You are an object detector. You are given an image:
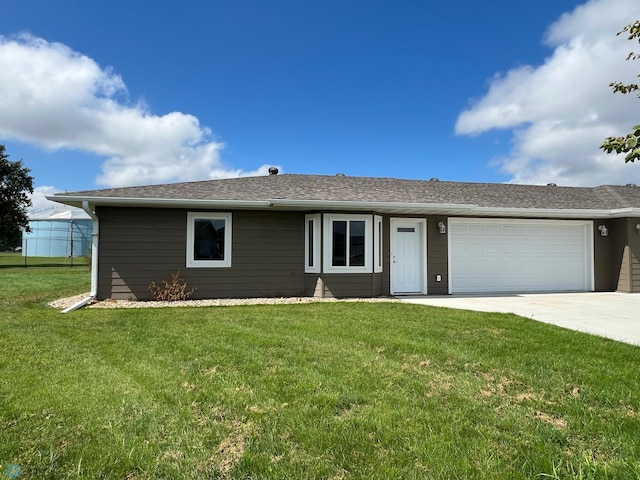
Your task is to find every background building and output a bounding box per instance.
[22,205,92,257]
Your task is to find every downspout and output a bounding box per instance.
[61,201,98,313]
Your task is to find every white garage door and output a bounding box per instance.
[449,218,593,294]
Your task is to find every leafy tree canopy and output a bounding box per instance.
[0,145,34,250]
[601,21,640,163]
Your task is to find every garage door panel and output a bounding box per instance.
[486,244,503,254]
[520,243,535,254]
[470,243,486,255]
[449,219,592,293]
[504,243,518,254]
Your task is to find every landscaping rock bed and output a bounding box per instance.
[48,293,400,310]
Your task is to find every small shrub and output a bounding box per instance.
[148,272,196,301]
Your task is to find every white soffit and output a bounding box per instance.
[47,195,637,218]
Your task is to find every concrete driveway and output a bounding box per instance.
[399,292,640,346]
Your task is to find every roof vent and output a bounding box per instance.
[626,183,636,187]
[336,173,346,176]
[429,177,439,182]
[268,167,279,175]
[547,183,557,187]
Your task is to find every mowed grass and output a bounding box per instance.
[0,252,88,268]
[1,267,640,479]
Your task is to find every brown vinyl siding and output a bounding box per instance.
[97,207,305,300]
[607,217,640,293]
[630,219,640,292]
[372,271,383,296]
[304,273,383,298]
[426,217,448,295]
[618,246,632,293]
[593,220,612,291]
[625,218,640,293]
[609,219,629,292]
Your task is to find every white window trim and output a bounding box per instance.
[323,214,373,273]
[305,214,321,273]
[374,215,383,273]
[186,212,232,268]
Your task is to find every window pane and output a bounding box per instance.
[349,220,365,266]
[308,220,314,267]
[378,221,382,268]
[332,220,347,266]
[194,219,225,260]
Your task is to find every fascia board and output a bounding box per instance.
[47,195,272,210]
[469,207,615,219]
[47,195,640,219]
[267,200,621,218]
[609,207,640,218]
[266,199,478,213]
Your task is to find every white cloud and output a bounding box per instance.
[0,34,272,187]
[455,0,640,186]
[28,185,62,212]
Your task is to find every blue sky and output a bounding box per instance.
[0,0,639,209]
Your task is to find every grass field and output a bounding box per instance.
[1,266,639,479]
[0,252,89,268]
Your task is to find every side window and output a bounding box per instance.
[374,215,383,273]
[186,212,232,268]
[305,214,321,273]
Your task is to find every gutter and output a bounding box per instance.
[265,199,477,212]
[61,201,99,313]
[609,207,640,218]
[50,194,637,219]
[49,195,272,210]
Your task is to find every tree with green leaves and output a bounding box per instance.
[0,145,34,250]
[601,21,640,163]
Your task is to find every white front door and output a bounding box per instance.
[391,219,426,294]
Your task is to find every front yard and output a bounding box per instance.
[1,267,639,479]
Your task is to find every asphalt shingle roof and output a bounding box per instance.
[57,174,640,211]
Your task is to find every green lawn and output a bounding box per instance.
[0,252,88,268]
[1,267,639,479]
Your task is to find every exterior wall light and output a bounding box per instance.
[598,225,608,237]
[636,223,640,234]
[438,221,446,234]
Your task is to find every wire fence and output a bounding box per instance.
[0,251,90,269]
[16,219,93,269]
